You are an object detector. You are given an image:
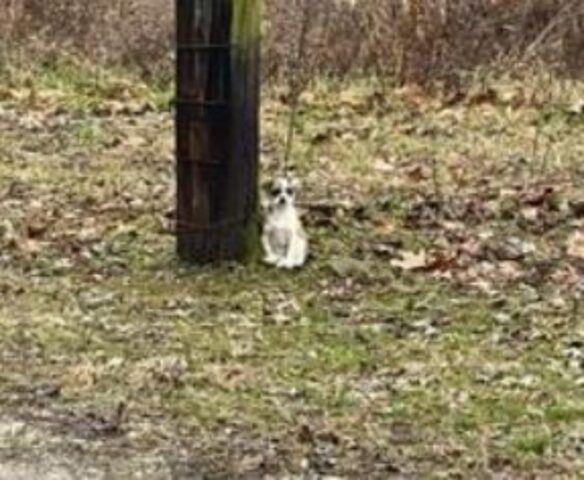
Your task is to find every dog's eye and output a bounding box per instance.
[271,187,282,197]
[285,187,294,196]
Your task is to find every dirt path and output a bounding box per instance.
[0,418,189,480]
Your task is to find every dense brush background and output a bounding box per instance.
[1,0,583,85]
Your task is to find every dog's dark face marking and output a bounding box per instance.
[269,177,296,208]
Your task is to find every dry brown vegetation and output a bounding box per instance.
[1,0,583,84]
[0,0,174,80]
[265,0,584,85]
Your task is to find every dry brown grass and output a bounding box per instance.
[1,0,583,84]
[264,0,584,86]
[0,0,173,80]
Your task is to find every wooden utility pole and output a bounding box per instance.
[175,0,260,263]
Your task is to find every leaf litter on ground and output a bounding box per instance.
[0,70,583,477]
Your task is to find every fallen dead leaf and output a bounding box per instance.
[17,238,44,255]
[391,250,428,271]
[568,99,584,115]
[567,232,584,260]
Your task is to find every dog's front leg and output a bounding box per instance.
[262,232,279,265]
[279,233,307,269]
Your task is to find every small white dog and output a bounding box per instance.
[262,175,308,269]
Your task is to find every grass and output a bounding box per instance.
[1,61,584,477]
